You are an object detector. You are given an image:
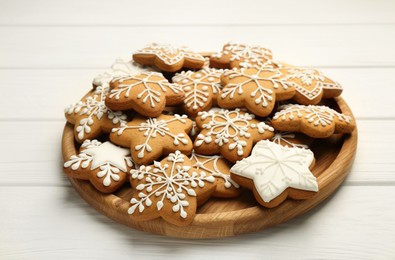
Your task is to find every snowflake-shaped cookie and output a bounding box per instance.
[210,42,275,69]
[172,68,224,117]
[128,151,216,226]
[230,140,317,208]
[92,58,156,88]
[190,151,240,198]
[133,43,205,72]
[105,72,184,117]
[218,68,296,117]
[271,131,311,148]
[65,85,127,143]
[110,114,193,165]
[271,104,355,138]
[194,109,274,162]
[279,68,343,105]
[63,140,134,193]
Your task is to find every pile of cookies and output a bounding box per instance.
[63,42,355,226]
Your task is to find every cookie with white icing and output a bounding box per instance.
[133,43,205,72]
[271,104,355,138]
[110,114,193,165]
[190,151,241,198]
[64,140,134,193]
[105,72,184,117]
[210,42,275,69]
[172,68,224,117]
[128,151,216,226]
[194,109,274,163]
[230,140,317,208]
[271,131,313,148]
[218,68,296,117]
[65,86,127,143]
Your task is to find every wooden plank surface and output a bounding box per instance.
[0,25,394,69]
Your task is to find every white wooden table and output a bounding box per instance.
[1,0,395,259]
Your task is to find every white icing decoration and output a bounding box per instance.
[195,109,274,156]
[172,68,223,111]
[134,43,205,66]
[64,140,133,187]
[230,140,318,203]
[128,151,215,218]
[64,85,127,141]
[271,131,308,148]
[221,68,294,108]
[112,114,190,159]
[108,72,182,108]
[92,58,156,88]
[190,151,239,189]
[273,104,352,127]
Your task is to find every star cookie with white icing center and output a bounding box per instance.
[110,114,193,165]
[230,140,317,208]
[64,140,134,193]
[194,109,274,163]
[128,151,216,226]
[172,68,224,117]
[105,71,184,117]
[133,43,205,72]
[271,104,355,138]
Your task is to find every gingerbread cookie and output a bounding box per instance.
[65,85,127,143]
[128,151,216,226]
[172,68,224,117]
[105,72,184,117]
[194,109,274,162]
[190,151,241,198]
[133,43,205,72]
[93,58,156,89]
[210,42,274,69]
[271,104,355,138]
[218,68,296,117]
[271,131,312,148]
[230,140,318,208]
[64,140,134,193]
[110,114,193,165]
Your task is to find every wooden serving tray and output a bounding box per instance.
[61,97,357,239]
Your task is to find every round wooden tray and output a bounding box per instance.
[61,97,357,239]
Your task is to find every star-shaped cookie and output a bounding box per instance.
[210,42,275,69]
[63,140,134,193]
[64,85,127,143]
[194,109,274,162]
[172,68,224,117]
[218,68,296,117]
[271,104,355,138]
[133,43,205,72]
[110,114,193,165]
[230,140,318,208]
[105,72,184,117]
[128,151,216,226]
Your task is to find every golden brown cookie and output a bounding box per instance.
[128,151,216,226]
[194,109,274,162]
[190,151,241,198]
[105,72,184,117]
[271,104,355,138]
[230,140,317,208]
[63,140,134,193]
[172,68,224,117]
[65,86,127,143]
[110,114,193,165]
[210,42,274,69]
[271,131,313,148]
[133,43,205,72]
[218,68,296,117]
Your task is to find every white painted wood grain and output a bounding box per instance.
[1,0,394,25]
[1,186,394,259]
[0,120,392,186]
[0,68,390,120]
[0,25,394,69]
